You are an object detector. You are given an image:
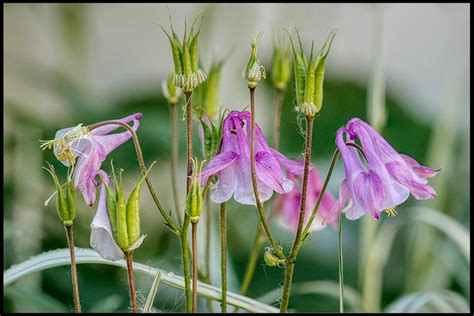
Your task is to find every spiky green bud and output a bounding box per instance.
[272,37,292,91]
[186,158,205,223]
[242,32,266,88]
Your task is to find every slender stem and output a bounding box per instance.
[239,223,264,297]
[191,222,199,313]
[181,216,192,312]
[87,120,180,235]
[183,91,194,312]
[65,225,81,313]
[248,87,285,260]
[273,88,284,150]
[219,202,228,313]
[338,216,344,313]
[279,116,314,312]
[301,142,365,239]
[280,262,295,313]
[125,251,137,313]
[169,102,182,224]
[204,194,214,312]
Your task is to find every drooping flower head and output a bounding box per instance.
[330,118,439,221]
[40,113,142,206]
[161,13,206,93]
[200,110,304,205]
[275,168,336,232]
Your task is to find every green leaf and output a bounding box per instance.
[143,272,161,312]
[88,294,123,313]
[3,248,278,313]
[256,280,363,312]
[385,290,469,312]
[4,285,68,312]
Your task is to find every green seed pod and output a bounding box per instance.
[186,158,204,223]
[115,170,129,250]
[313,30,336,112]
[101,176,117,239]
[205,62,222,119]
[288,30,307,106]
[189,31,200,73]
[161,26,184,75]
[243,32,266,88]
[126,162,156,246]
[66,179,76,223]
[272,41,292,91]
[303,41,317,105]
[43,162,71,225]
[163,70,181,105]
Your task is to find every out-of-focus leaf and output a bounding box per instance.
[88,294,123,313]
[143,272,161,312]
[407,206,470,262]
[4,285,68,312]
[3,248,278,313]
[385,290,469,312]
[256,280,363,312]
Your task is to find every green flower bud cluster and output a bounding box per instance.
[43,162,76,227]
[272,38,292,91]
[289,29,336,118]
[243,32,266,88]
[101,162,156,253]
[186,158,205,223]
[161,14,207,93]
[193,61,223,120]
[162,70,182,105]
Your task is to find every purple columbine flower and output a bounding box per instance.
[200,110,304,205]
[49,113,142,206]
[275,168,337,232]
[330,117,439,221]
[90,170,123,261]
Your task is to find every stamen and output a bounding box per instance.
[44,190,58,206]
[384,207,398,217]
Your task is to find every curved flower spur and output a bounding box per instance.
[329,118,440,222]
[40,113,142,206]
[199,110,305,205]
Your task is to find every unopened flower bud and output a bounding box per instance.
[186,158,205,223]
[264,248,285,267]
[243,32,266,88]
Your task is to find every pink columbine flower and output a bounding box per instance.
[90,170,123,261]
[48,113,142,206]
[275,168,337,232]
[330,118,439,221]
[200,110,304,205]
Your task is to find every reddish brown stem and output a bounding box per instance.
[125,251,137,313]
[65,225,81,313]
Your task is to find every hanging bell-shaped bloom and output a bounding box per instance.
[329,118,439,221]
[40,113,142,206]
[200,111,304,205]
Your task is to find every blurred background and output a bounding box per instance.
[3,3,470,313]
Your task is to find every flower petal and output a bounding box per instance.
[90,171,124,261]
[90,113,142,136]
[352,170,385,220]
[255,151,294,194]
[200,151,238,185]
[74,138,106,206]
[386,161,437,200]
[400,154,440,179]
